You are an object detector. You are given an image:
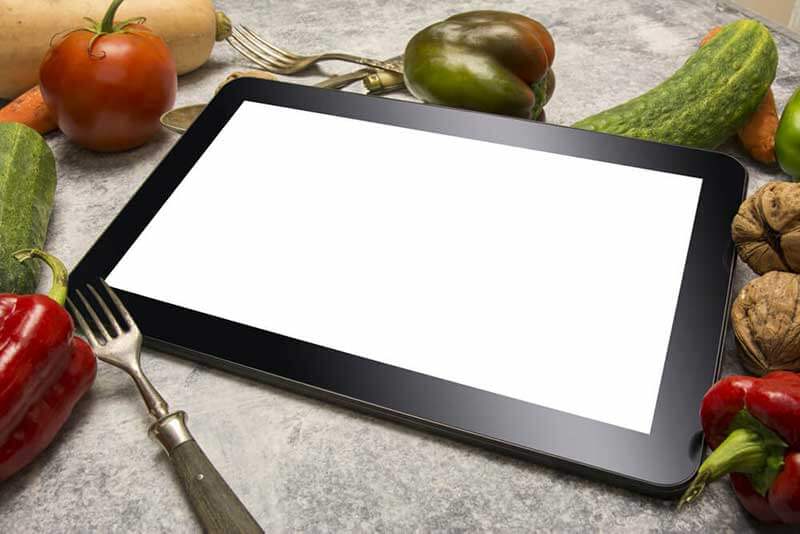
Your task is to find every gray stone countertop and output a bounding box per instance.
[1,0,798,532]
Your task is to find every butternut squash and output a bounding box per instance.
[0,0,232,99]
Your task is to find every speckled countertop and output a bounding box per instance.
[1,0,799,532]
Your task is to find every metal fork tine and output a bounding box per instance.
[100,279,137,331]
[66,297,100,347]
[87,284,122,335]
[229,32,291,68]
[239,25,299,60]
[231,27,266,51]
[228,36,287,72]
[75,289,111,341]
[228,35,273,70]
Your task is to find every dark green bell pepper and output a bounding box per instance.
[777,87,800,180]
[404,11,555,119]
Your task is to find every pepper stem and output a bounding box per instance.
[678,410,788,510]
[100,0,126,34]
[13,249,69,306]
[679,428,765,508]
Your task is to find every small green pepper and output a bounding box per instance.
[404,11,555,119]
[777,88,800,179]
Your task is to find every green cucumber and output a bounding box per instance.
[0,123,57,294]
[573,19,778,148]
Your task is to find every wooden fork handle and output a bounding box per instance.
[151,412,263,534]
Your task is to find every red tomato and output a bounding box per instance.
[40,3,176,152]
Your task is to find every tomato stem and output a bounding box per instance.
[100,0,126,34]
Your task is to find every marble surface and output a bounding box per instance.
[1,0,798,532]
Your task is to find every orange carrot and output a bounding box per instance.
[738,90,779,164]
[701,27,778,164]
[0,86,57,134]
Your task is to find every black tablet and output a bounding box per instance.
[71,79,746,496]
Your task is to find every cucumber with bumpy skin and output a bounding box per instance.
[0,123,57,294]
[573,19,778,149]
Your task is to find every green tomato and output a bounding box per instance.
[777,88,800,179]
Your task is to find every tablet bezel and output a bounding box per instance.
[70,79,746,496]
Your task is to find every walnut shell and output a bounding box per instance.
[731,271,800,375]
[732,181,800,274]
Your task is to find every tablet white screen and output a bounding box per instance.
[107,101,702,434]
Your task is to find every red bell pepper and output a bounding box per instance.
[0,249,96,482]
[679,371,800,524]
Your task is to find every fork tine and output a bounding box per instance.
[99,279,137,331]
[75,289,111,341]
[228,36,289,73]
[66,297,100,347]
[229,30,293,68]
[87,284,122,335]
[238,26,299,60]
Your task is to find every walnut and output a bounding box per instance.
[732,181,800,274]
[731,271,800,375]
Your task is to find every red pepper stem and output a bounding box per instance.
[678,428,769,509]
[12,249,69,306]
[100,0,126,33]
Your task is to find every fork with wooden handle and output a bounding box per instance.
[66,280,263,534]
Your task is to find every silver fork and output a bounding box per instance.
[228,25,404,75]
[67,280,263,534]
